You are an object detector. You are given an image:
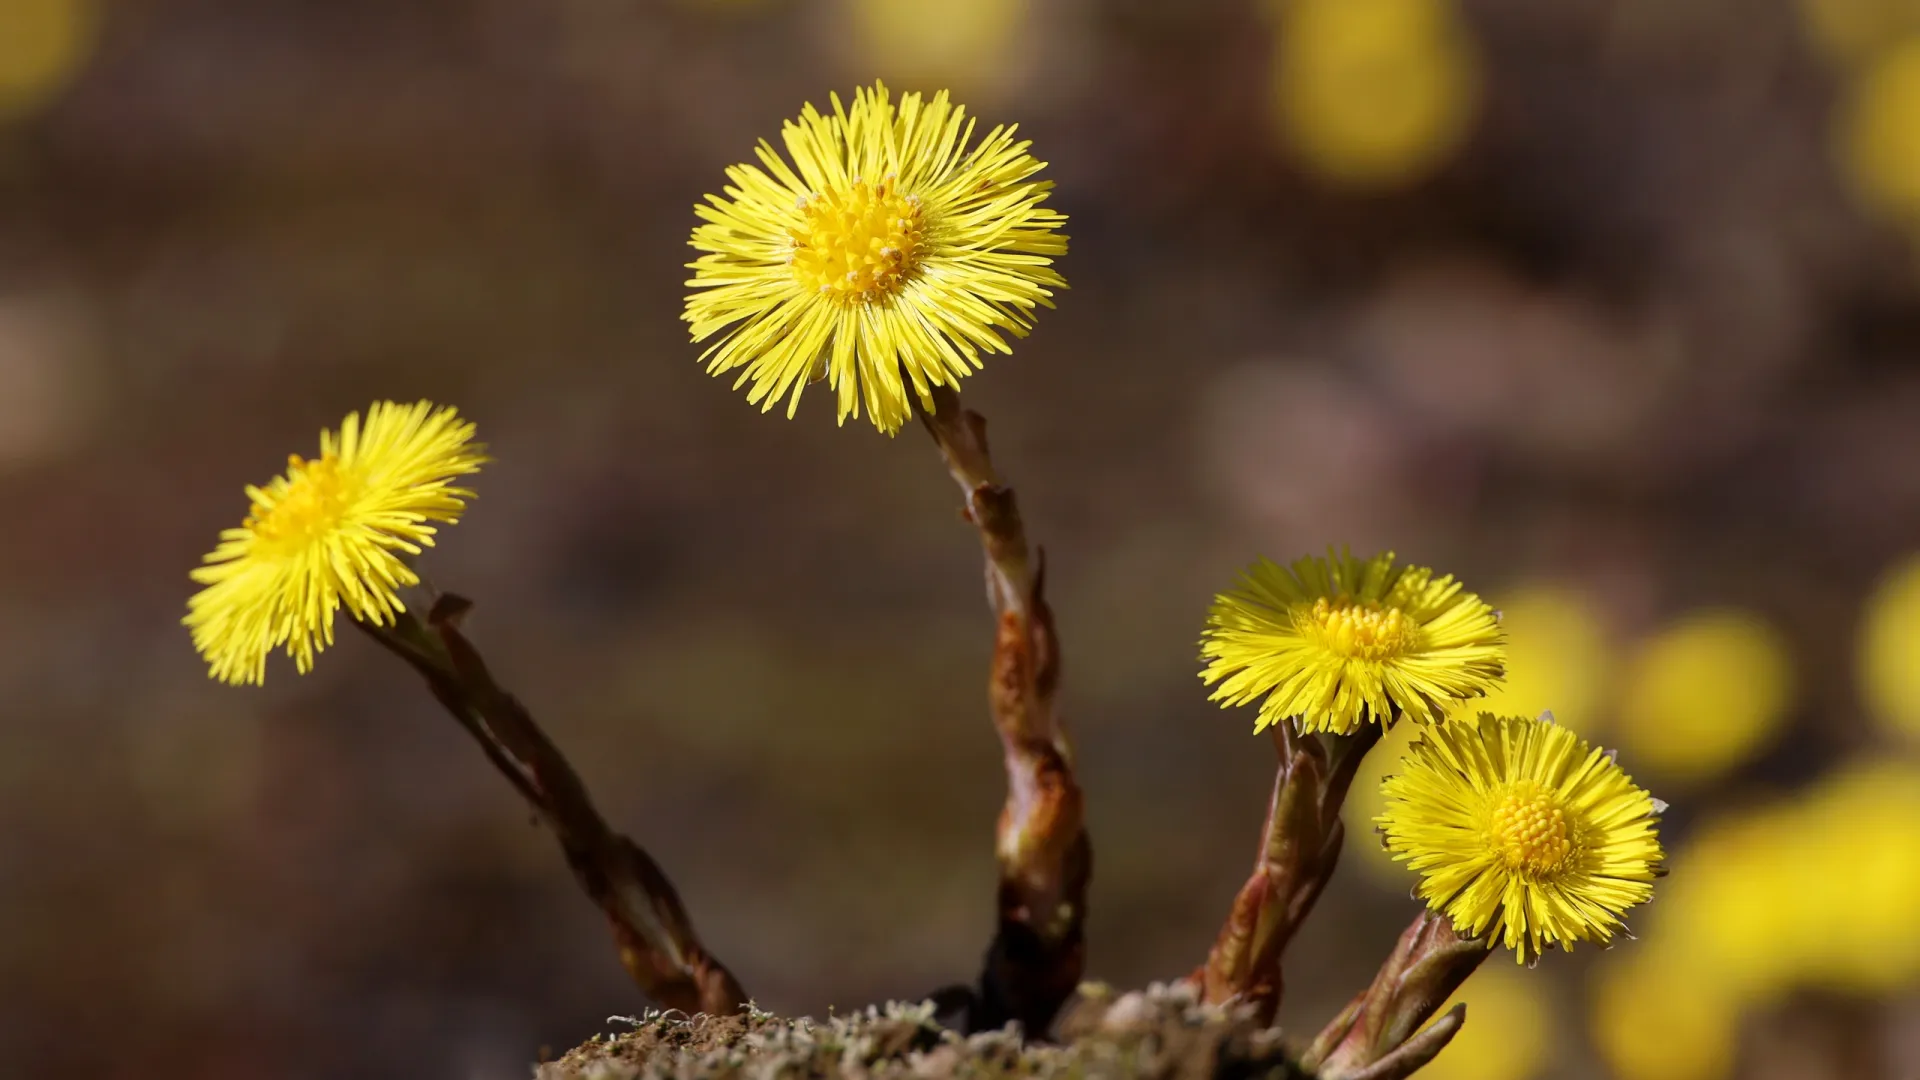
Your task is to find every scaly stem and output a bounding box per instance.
[1197,721,1382,1022]
[358,596,746,1016]
[920,384,1091,1037]
[1303,908,1489,1078]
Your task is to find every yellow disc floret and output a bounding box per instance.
[245,453,351,551]
[1303,597,1419,661]
[790,176,926,303]
[1487,780,1574,877]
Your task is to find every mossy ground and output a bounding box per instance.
[540,983,1308,1080]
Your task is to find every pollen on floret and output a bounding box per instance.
[1300,596,1420,660]
[788,175,927,304]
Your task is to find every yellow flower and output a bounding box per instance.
[683,81,1068,435]
[184,401,487,685]
[1378,712,1664,962]
[1198,550,1505,733]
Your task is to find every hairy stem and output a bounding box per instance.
[920,384,1091,1037]
[358,597,746,1016]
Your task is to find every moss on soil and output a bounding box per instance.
[539,982,1307,1080]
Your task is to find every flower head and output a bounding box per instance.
[1199,550,1505,734]
[684,81,1068,435]
[184,400,487,685]
[1378,712,1665,962]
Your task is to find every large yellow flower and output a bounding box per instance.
[1199,550,1505,733]
[184,400,487,685]
[683,81,1068,435]
[1378,712,1665,962]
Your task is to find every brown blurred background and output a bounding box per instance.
[6,0,1920,1077]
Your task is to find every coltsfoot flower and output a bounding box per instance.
[1199,550,1505,733]
[184,400,487,685]
[1378,712,1665,962]
[684,81,1068,435]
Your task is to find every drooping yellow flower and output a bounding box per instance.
[1378,712,1664,962]
[184,401,487,685]
[684,81,1068,435]
[1199,550,1505,733]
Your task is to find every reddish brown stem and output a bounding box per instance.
[920,385,1090,1037]
[1303,908,1489,1078]
[360,597,746,1017]
[1197,721,1382,1022]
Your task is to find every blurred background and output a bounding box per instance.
[5,0,1920,1077]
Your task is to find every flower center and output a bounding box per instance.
[788,175,925,304]
[246,453,352,552]
[1487,780,1575,877]
[1303,597,1418,659]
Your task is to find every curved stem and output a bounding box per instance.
[358,597,746,1016]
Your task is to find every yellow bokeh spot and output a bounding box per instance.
[1459,585,1613,733]
[843,0,1030,98]
[1859,552,1920,738]
[1648,803,1812,999]
[0,0,95,121]
[1614,610,1793,784]
[1629,762,1920,1017]
[1590,947,1741,1080]
[1269,0,1480,188]
[1791,763,1920,991]
[1418,963,1550,1080]
[673,0,777,12]
[1837,36,1920,225]
[1794,0,1920,66]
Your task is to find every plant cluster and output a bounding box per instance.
[184,83,1666,1079]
